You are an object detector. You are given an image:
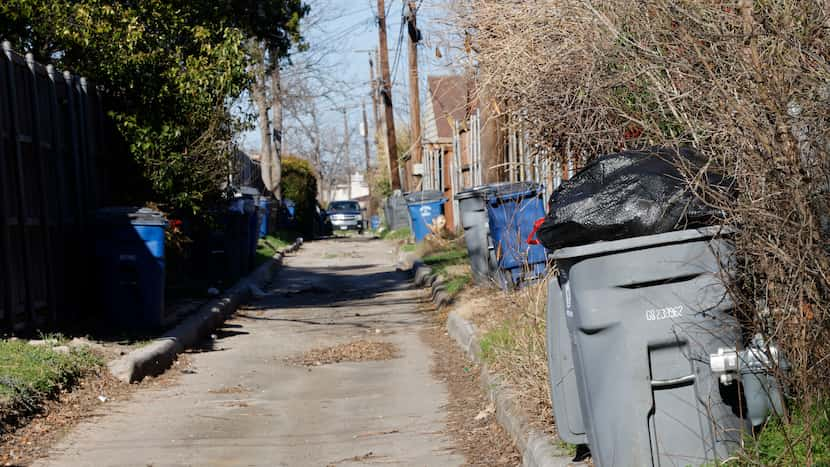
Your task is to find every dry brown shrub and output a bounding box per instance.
[454,0,830,402]
[449,0,830,460]
[415,231,465,258]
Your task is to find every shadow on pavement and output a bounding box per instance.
[237,252,427,333]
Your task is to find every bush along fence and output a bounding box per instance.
[0,42,115,333]
[0,40,294,336]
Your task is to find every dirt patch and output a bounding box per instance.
[420,324,521,466]
[208,384,249,394]
[288,340,399,366]
[222,401,250,408]
[0,354,188,466]
[453,286,515,333]
[0,367,130,466]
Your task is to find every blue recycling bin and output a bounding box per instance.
[285,199,296,219]
[94,207,167,331]
[370,215,380,230]
[405,191,447,242]
[259,198,271,238]
[485,182,548,288]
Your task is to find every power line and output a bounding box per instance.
[389,1,407,87]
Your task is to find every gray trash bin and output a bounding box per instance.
[546,276,587,445]
[384,194,410,231]
[455,186,497,285]
[549,227,746,466]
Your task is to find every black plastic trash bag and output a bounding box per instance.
[536,147,729,251]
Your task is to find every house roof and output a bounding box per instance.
[423,75,469,142]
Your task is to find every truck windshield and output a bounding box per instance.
[328,201,360,212]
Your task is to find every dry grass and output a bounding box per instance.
[415,233,466,259]
[287,340,399,367]
[458,280,554,434]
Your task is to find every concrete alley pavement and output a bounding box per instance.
[36,236,465,467]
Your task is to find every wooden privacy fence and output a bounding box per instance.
[0,41,108,332]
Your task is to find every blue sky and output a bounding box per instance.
[239,0,462,160]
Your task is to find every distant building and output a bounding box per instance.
[421,75,506,230]
[323,171,370,207]
[421,74,572,232]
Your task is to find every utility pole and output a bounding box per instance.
[343,108,352,200]
[362,99,376,216]
[369,51,382,158]
[353,49,383,167]
[406,1,422,190]
[376,0,402,191]
[362,100,372,172]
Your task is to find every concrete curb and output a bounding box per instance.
[412,262,454,308]
[108,238,304,383]
[412,260,575,467]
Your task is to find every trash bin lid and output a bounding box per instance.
[405,190,445,204]
[239,186,261,197]
[95,207,167,226]
[454,185,493,201]
[551,225,733,260]
[485,181,542,201]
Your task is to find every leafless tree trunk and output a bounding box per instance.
[310,109,323,197]
[268,47,283,200]
[251,42,274,192]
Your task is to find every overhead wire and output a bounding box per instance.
[389,1,407,88]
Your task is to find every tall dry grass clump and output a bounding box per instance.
[454,0,830,459]
[477,277,554,432]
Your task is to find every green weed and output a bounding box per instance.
[400,243,417,253]
[739,398,830,466]
[35,332,68,345]
[444,274,472,296]
[380,227,412,241]
[479,324,514,363]
[256,231,297,265]
[555,439,578,457]
[423,247,469,277]
[0,340,102,415]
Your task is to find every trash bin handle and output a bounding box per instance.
[527,217,546,245]
[651,374,696,388]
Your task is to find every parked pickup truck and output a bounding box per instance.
[327,200,364,234]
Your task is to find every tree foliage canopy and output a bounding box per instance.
[1,0,308,214]
[281,155,318,235]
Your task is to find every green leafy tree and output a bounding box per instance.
[280,155,318,236]
[1,0,308,215]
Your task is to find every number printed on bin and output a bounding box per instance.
[645,305,683,321]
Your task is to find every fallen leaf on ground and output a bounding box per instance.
[208,385,248,394]
[287,340,399,366]
[474,403,495,421]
